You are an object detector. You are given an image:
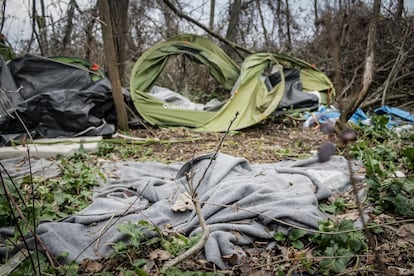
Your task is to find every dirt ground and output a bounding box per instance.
[126,119,331,164]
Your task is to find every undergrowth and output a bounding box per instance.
[350,115,414,218]
[1,115,413,275]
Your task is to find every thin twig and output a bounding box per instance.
[70,181,151,263]
[381,27,409,106]
[161,112,239,272]
[27,147,41,275]
[0,162,56,267]
[193,111,239,194]
[344,145,389,275]
[0,170,37,274]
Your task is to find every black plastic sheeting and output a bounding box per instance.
[0,54,117,145]
[271,68,319,113]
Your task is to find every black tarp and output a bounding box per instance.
[271,68,319,112]
[0,54,116,145]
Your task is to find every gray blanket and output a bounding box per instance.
[1,153,359,269]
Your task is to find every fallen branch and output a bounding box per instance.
[161,112,239,272]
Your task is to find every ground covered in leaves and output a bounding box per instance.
[109,120,331,164]
[83,118,412,276]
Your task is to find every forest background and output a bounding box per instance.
[1,0,413,119]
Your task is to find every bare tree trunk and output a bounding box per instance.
[108,0,129,86]
[38,0,49,56]
[97,0,129,130]
[340,0,381,124]
[256,0,269,48]
[285,0,292,51]
[158,0,178,38]
[313,0,319,34]
[224,0,241,57]
[396,0,404,19]
[61,0,76,54]
[1,0,6,31]
[276,0,284,49]
[84,4,98,61]
[29,0,40,54]
[209,0,215,31]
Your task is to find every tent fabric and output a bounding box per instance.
[129,34,335,132]
[0,54,116,145]
[0,153,361,269]
[130,34,240,128]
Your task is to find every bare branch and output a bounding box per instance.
[381,27,409,105]
[339,0,381,124]
[162,0,252,58]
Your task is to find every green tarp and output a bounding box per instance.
[130,34,335,132]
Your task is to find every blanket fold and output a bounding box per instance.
[1,153,361,269]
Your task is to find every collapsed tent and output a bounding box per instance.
[0,54,116,145]
[130,34,335,131]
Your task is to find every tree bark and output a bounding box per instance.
[61,0,76,54]
[97,0,129,130]
[84,4,98,61]
[209,0,215,31]
[276,0,284,49]
[313,0,319,34]
[285,0,292,51]
[256,0,269,48]
[224,0,241,57]
[108,0,129,86]
[339,0,381,124]
[396,0,404,19]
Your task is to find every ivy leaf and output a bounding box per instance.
[288,229,307,241]
[319,246,353,274]
[319,203,337,214]
[274,232,286,241]
[291,240,304,249]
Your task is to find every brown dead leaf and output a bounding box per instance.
[222,253,239,265]
[149,249,172,261]
[335,210,360,221]
[80,259,103,273]
[397,224,414,239]
[388,266,414,275]
[250,269,273,276]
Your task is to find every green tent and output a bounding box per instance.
[130,34,335,132]
[51,56,106,82]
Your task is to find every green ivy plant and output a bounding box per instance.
[311,219,367,275]
[274,228,308,249]
[350,115,414,218]
[319,197,348,214]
